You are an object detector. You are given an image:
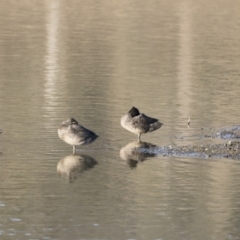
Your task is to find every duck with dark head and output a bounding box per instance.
[121,107,163,142]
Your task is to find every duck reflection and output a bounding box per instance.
[57,154,97,182]
[120,141,158,168]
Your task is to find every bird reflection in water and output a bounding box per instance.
[120,141,158,168]
[57,154,97,182]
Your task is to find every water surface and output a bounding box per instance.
[1,0,240,239]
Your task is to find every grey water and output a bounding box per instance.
[1,0,240,239]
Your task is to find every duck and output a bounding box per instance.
[58,118,98,153]
[120,107,163,141]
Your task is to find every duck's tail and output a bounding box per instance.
[149,121,163,132]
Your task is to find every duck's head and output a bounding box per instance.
[128,107,140,117]
[62,118,78,126]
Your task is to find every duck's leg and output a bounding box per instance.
[138,133,141,142]
[73,145,76,155]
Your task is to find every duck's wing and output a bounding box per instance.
[72,124,98,138]
[132,113,154,132]
[133,113,163,132]
[141,113,159,124]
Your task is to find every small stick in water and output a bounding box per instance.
[188,117,190,126]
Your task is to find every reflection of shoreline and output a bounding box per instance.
[120,141,158,168]
[57,154,97,182]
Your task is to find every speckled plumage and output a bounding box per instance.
[58,118,98,153]
[121,107,163,141]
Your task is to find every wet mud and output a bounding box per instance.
[213,126,240,140]
[164,126,240,159]
[158,140,240,159]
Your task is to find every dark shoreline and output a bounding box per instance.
[159,126,240,159]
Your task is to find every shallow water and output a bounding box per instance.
[1,0,240,239]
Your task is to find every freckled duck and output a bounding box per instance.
[58,118,98,153]
[121,107,163,141]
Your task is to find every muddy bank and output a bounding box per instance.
[214,126,240,140]
[158,140,240,159]
[199,125,240,140]
[166,125,240,159]
[164,126,240,159]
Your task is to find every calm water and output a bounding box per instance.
[1,0,240,239]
